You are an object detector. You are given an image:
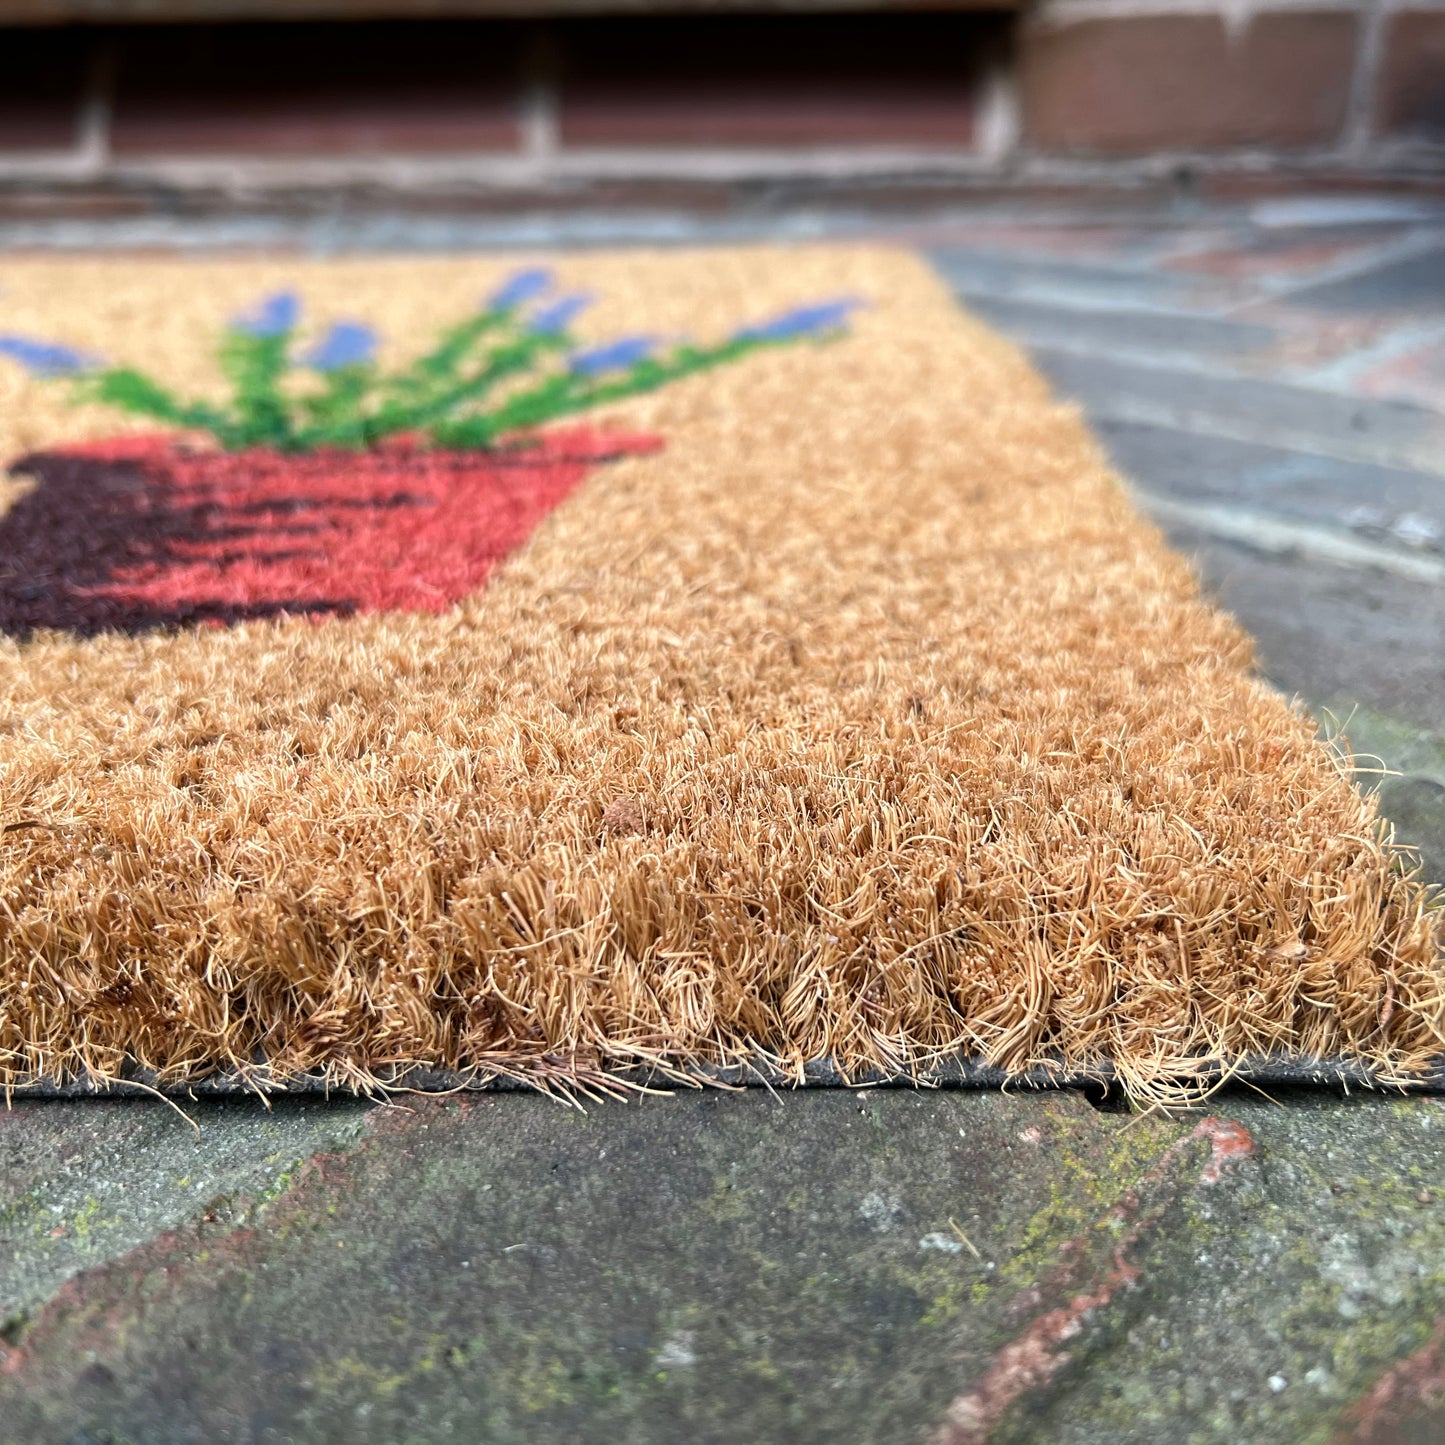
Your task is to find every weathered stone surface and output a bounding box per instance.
[1376,775,1445,890]
[1,1096,372,1328]
[0,1091,1179,1442]
[1098,419,1445,542]
[1032,347,1445,474]
[1297,707,1445,888]
[994,1093,1445,1444]
[930,248,1238,314]
[960,296,1277,365]
[1161,226,1413,283]
[2,1089,1444,1443]
[1273,247,1445,318]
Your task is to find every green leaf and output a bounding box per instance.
[292,366,379,450]
[378,312,508,411]
[76,368,233,436]
[444,338,761,443]
[368,332,562,445]
[218,328,296,449]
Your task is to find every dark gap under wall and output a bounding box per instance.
[0,15,1011,159]
[553,16,996,149]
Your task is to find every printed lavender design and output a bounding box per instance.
[0,271,863,453]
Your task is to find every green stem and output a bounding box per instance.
[219,329,296,449]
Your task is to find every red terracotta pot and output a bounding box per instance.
[0,427,661,637]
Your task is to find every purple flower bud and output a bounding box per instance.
[529,293,594,335]
[569,336,657,377]
[233,292,301,338]
[733,297,864,344]
[0,334,97,376]
[304,322,377,372]
[487,268,554,312]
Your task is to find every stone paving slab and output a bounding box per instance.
[1029,347,1445,474]
[1095,420,1445,546]
[958,295,1279,366]
[1,1097,373,1331]
[929,247,1245,315]
[1159,226,1415,282]
[2,1089,1445,1444]
[1267,245,1445,317]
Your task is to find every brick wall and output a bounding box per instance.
[0,3,1439,209]
[1018,0,1445,158]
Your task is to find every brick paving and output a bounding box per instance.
[0,201,1442,1442]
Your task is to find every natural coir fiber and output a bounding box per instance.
[0,247,1440,1102]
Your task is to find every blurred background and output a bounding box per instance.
[0,0,1439,224]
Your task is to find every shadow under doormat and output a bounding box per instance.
[0,247,1440,1106]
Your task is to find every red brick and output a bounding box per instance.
[1376,11,1445,140]
[1020,12,1359,153]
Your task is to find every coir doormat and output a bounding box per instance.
[0,248,1440,1104]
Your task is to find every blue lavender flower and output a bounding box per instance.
[233,292,301,338]
[569,336,657,377]
[487,268,554,312]
[0,334,97,376]
[304,321,378,372]
[733,297,864,344]
[529,293,594,335]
